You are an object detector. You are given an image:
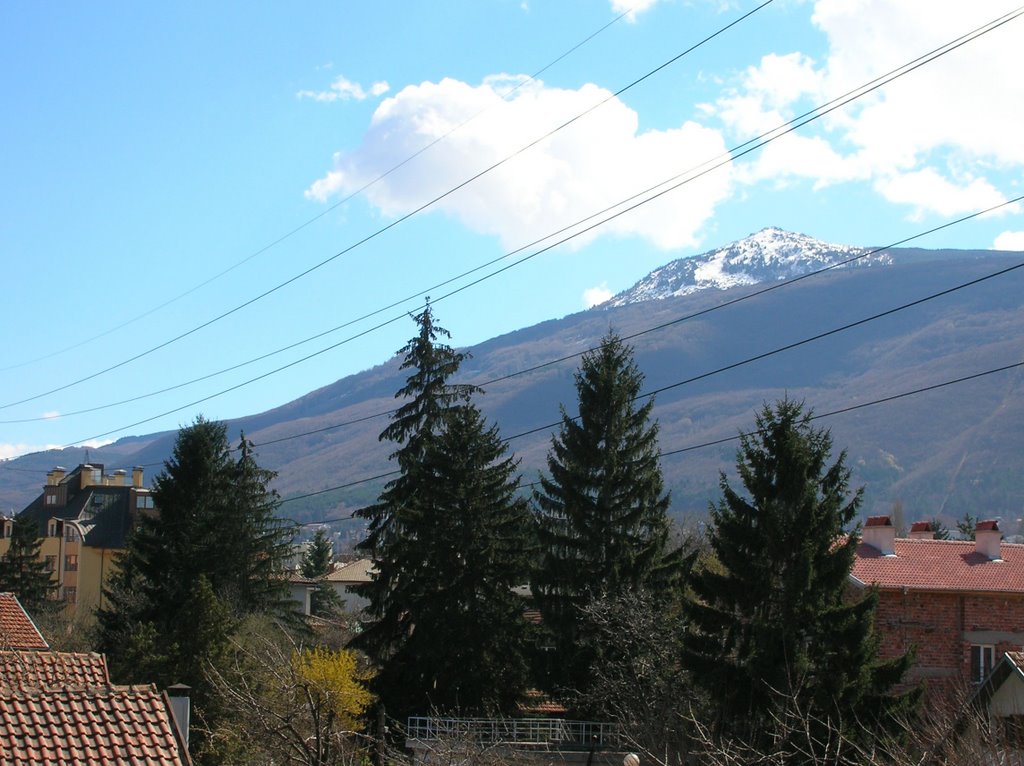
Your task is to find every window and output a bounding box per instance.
[63,586,77,604]
[135,494,154,509]
[65,526,79,542]
[65,554,78,572]
[45,493,56,505]
[971,644,995,683]
[44,555,57,572]
[47,521,58,537]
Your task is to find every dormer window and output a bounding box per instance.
[135,495,154,509]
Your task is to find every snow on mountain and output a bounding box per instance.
[606,228,893,307]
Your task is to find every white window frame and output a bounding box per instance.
[971,644,996,683]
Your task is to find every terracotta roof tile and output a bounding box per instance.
[909,521,932,533]
[0,594,48,651]
[851,538,1024,593]
[865,516,892,527]
[325,559,374,583]
[0,685,190,765]
[0,651,109,692]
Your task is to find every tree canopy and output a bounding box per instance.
[0,514,56,613]
[352,304,534,719]
[532,331,687,695]
[97,416,295,764]
[682,399,917,760]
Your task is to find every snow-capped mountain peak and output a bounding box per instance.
[607,228,891,307]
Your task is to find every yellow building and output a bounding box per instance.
[0,464,154,614]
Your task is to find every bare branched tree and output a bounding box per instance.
[205,615,374,766]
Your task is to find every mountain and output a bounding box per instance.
[3,229,1022,531]
[608,227,892,305]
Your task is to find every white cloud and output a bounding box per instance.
[42,411,60,420]
[875,169,1007,220]
[611,0,660,21]
[994,230,1024,251]
[297,75,390,102]
[583,283,614,307]
[306,76,733,251]
[709,1,1024,218]
[0,443,60,460]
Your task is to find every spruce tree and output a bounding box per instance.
[682,399,916,759]
[97,416,295,764]
[0,514,56,613]
[301,529,343,617]
[532,331,685,695]
[352,304,534,718]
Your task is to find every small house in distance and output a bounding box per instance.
[851,516,1024,704]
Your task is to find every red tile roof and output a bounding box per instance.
[0,685,190,765]
[0,651,109,692]
[865,516,893,527]
[0,594,48,651]
[851,538,1024,593]
[909,521,932,533]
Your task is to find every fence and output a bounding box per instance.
[406,717,622,749]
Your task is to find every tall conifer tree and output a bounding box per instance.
[682,399,916,759]
[97,417,294,764]
[0,514,56,613]
[352,304,533,718]
[532,332,685,695]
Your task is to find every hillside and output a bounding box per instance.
[3,230,1022,529]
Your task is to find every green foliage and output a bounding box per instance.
[682,399,917,760]
[302,529,335,578]
[929,517,952,540]
[207,615,375,766]
[0,514,56,613]
[302,529,345,618]
[532,332,686,695]
[353,304,534,718]
[957,513,978,541]
[97,416,296,765]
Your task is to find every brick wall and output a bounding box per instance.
[870,588,1024,704]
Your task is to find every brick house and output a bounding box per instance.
[0,463,154,612]
[850,516,1024,703]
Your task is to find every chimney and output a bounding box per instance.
[976,520,1002,561]
[862,515,896,555]
[167,684,191,750]
[110,469,127,486]
[132,466,144,488]
[909,521,935,540]
[46,466,66,486]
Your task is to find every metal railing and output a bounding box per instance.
[406,717,622,749]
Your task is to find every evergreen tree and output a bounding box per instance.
[352,304,533,718]
[97,416,295,764]
[532,332,686,695]
[0,514,56,613]
[682,399,916,760]
[301,529,343,617]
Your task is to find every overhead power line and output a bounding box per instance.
[278,358,1024,515]
[0,6,635,377]
[135,256,1024,500]
[29,5,1024,435]
[0,0,775,411]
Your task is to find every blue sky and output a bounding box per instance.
[2,0,1022,458]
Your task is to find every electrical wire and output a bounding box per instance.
[0,0,775,410]
[23,7,1022,432]
[0,6,634,376]
[278,358,1024,516]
